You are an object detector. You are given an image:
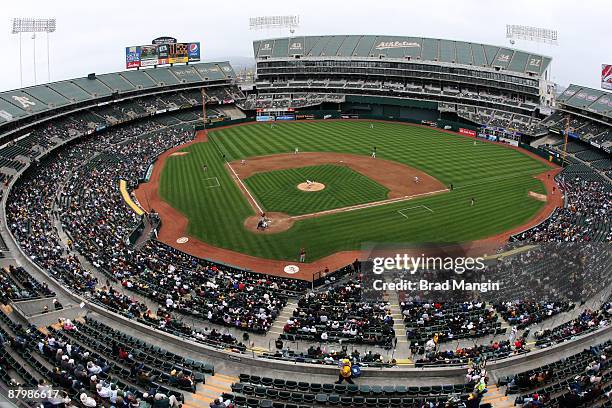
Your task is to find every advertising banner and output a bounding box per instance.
[459,127,477,137]
[140,45,158,67]
[125,46,141,69]
[156,44,170,65]
[602,64,612,90]
[188,42,201,62]
[125,39,200,68]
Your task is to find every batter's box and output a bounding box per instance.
[203,177,220,188]
[397,205,434,219]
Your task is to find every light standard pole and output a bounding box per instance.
[32,33,37,85]
[11,18,57,86]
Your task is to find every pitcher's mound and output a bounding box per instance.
[297,182,325,192]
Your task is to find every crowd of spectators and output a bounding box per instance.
[494,300,574,329]
[92,287,247,352]
[511,176,611,243]
[534,303,611,347]
[0,265,53,303]
[401,300,500,344]
[512,341,611,407]
[7,116,308,348]
[282,281,395,347]
[415,338,528,366]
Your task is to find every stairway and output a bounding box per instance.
[481,384,513,407]
[385,290,413,364]
[183,373,238,407]
[267,299,299,338]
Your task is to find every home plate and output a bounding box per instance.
[284,265,300,275]
[176,237,189,244]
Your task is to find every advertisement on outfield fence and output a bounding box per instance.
[459,128,477,137]
[602,64,612,90]
[276,115,295,121]
[256,115,275,122]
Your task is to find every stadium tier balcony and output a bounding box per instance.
[0,265,55,303]
[219,373,478,407]
[401,300,502,346]
[280,281,395,347]
[494,301,574,330]
[511,173,612,243]
[503,340,612,407]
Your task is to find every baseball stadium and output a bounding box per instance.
[0,3,610,408]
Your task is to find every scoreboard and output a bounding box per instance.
[125,38,200,69]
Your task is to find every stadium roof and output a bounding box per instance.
[0,62,235,126]
[253,35,551,76]
[557,84,612,120]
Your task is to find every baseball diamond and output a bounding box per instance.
[148,120,552,263]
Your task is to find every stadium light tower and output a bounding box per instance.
[249,15,300,35]
[506,25,558,46]
[11,18,57,86]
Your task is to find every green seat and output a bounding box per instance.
[383,385,396,395]
[352,395,365,407]
[328,393,340,404]
[359,385,371,394]
[290,392,303,403]
[315,393,328,403]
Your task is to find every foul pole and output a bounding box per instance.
[562,115,570,166]
[200,87,207,128]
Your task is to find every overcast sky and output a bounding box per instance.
[1,0,611,92]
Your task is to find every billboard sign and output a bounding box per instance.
[156,43,170,65]
[140,45,158,67]
[188,42,201,62]
[459,128,477,137]
[125,46,140,69]
[125,40,200,69]
[602,64,612,90]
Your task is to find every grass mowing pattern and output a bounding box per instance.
[159,121,549,262]
[243,164,389,216]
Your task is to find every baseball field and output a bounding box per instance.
[157,120,551,262]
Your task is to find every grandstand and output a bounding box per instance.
[244,35,555,141]
[0,27,609,408]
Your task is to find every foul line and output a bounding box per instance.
[226,162,264,214]
[291,189,448,221]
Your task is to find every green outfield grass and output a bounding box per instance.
[158,121,549,262]
[243,164,389,216]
